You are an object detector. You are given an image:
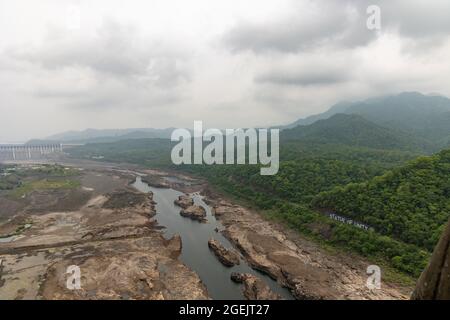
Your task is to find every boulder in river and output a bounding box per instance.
[179,205,207,222]
[230,272,282,300]
[208,238,240,267]
[141,175,170,188]
[174,195,194,209]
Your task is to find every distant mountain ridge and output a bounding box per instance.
[284,101,352,128]
[281,113,434,152]
[30,128,176,144]
[284,92,450,149]
[33,92,450,151]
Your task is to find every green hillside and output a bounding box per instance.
[312,149,450,251]
[281,113,434,152]
[285,92,450,149]
[180,146,433,277]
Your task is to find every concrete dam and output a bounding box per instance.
[0,144,63,161]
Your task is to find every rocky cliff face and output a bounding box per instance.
[412,219,450,300]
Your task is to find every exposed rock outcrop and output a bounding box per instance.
[174,195,194,209]
[207,238,240,267]
[230,272,282,300]
[165,234,183,258]
[180,205,207,222]
[141,175,170,188]
[412,218,450,300]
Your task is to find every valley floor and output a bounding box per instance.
[0,165,207,300]
[0,159,413,299]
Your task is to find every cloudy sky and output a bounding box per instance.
[1,0,450,141]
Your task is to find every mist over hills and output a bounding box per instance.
[283,101,353,128]
[47,127,175,141]
[28,128,175,144]
[284,92,450,150]
[31,92,450,154]
[281,113,435,153]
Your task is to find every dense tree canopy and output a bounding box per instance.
[312,149,450,251]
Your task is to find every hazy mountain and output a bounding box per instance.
[281,113,435,152]
[40,128,176,144]
[285,92,450,148]
[25,139,63,145]
[284,101,353,128]
[344,92,450,141]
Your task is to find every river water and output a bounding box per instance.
[132,176,293,300]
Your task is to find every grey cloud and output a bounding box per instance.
[255,69,349,86]
[1,19,191,114]
[223,1,377,53]
[65,90,180,110]
[379,0,450,39]
[223,0,450,54]
[1,0,450,142]
[32,71,183,110]
[10,20,190,87]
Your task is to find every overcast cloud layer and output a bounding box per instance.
[1,0,450,141]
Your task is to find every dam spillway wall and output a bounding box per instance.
[0,144,63,161]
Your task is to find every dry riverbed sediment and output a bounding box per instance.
[0,161,412,300]
[0,167,208,300]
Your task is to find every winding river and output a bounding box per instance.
[132,176,293,300]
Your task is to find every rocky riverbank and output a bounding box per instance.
[209,198,410,300]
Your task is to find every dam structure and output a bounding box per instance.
[0,144,63,161]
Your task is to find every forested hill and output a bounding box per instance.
[284,92,450,149]
[281,113,434,153]
[312,149,450,251]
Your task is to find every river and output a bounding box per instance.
[132,176,293,300]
